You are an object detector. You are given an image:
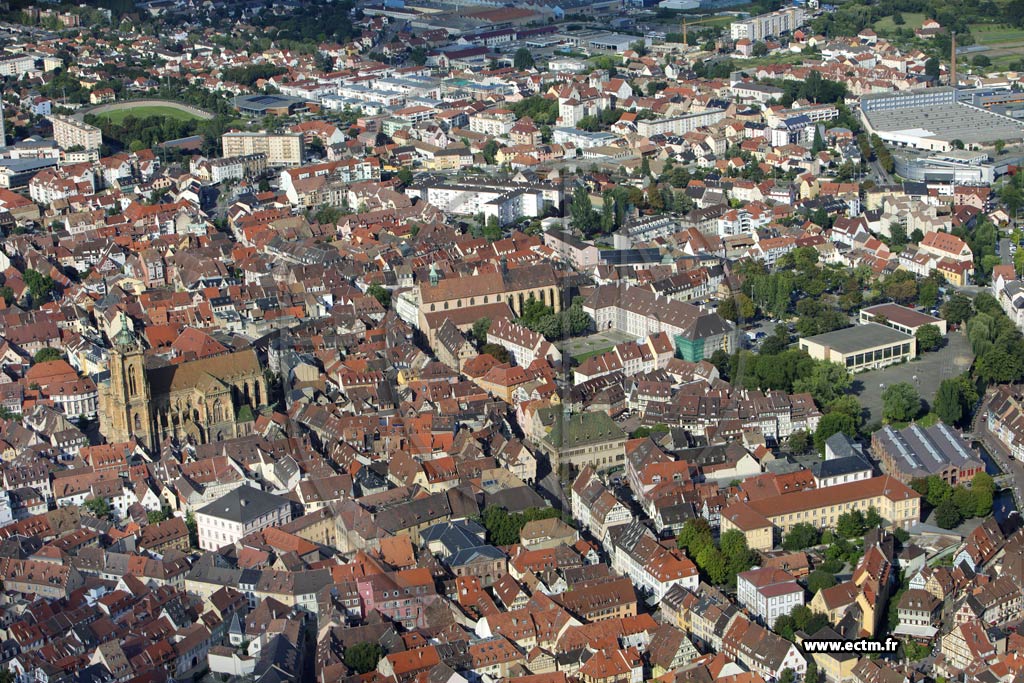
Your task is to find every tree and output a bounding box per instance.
[779,668,795,683]
[935,498,964,529]
[513,47,535,70]
[836,509,866,538]
[710,349,731,380]
[718,296,738,322]
[807,569,837,594]
[481,343,510,363]
[903,639,930,662]
[864,506,884,529]
[735,293,756,320]
[782,522,820,551]
[806,659,819,683]
[1015,247,1024,277]
[882,383,922,423]
[934,378,964,425]
[752,40,768,56]
[923,475,953,507]
[147,508,170,524]
[793,361,852,406]
[0,286,12,306]
[34,347,62,363]
[811,126,825,154]
[472,318,491,345]
[814,411,857,453]
[83,497,111,519]
[24,269,54,304]
[646,181,663,211]
[915,324,943,352]
[483,139,500,165]
[367,284,391,309]
[483,215,502,241]
[677,518,713,556]
[344,642,384,674]
[978,346,1024,384]
[788,429,812,454]
[569,185,599,236]
[696,545,729,585]
[971,471,995,517]
[942,294,973,324]
[918,278,939,309]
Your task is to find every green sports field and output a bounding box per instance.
[94,105,204,123]
[873,12,925,31]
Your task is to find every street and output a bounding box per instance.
[1000,237,1013,266]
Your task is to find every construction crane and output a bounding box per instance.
[681,16,721,47]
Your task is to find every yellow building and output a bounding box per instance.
[718,501,775,552]
[797,629,859,683]
[221,131,304,166]
[809,581,858,623]
[721,475,920,550]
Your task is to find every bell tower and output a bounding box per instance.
[100,313,155,450]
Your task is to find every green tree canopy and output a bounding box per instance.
[934,378,964,426]
[915,324,943,352]
[472,318,491,345]
[807,569,837,594]
[782,522,820,551]
[814,411,857,453]
[24,269,54,304]
[367,284,391,309]
[836,509,866,538]
[83,497,111,519]
[34,347,63,363]
[882,382,922,423]
[935,498,963,529]
[344,642,384,674]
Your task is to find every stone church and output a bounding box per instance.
[99,321,267,451]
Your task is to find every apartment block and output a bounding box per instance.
[221,131,304,166]
[48,115,102,151]
[730,7,806,41]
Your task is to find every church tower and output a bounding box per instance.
[100,313,155,450]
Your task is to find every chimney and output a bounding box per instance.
[951,31,957,89]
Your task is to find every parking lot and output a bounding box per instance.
[850,328,974,424]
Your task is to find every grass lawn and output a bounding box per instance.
[732,52,807,68]
[94,105,203,123]
[987,53,1023,69]
[874,12,926,31]
[572,345,613,362]
[968,23,1024,45]
[685,15,736,30]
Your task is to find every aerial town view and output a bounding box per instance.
[6,0,1024,681]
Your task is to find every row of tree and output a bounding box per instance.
[962,292,1024,384]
